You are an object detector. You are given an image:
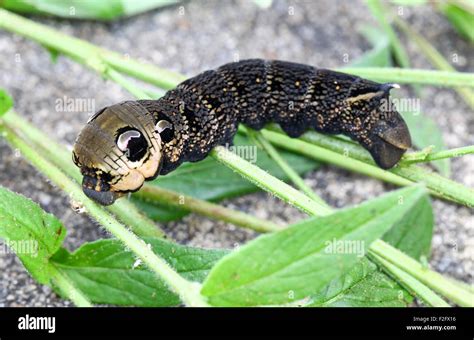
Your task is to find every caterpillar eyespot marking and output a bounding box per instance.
[156,119,172,133]
[72,59,412,206]
[117,129,142,152]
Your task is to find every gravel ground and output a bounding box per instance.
[0,0,472,307]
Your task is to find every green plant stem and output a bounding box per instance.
[339,66,474,87]
[448,0,474,13]
[249,128,331,208]
[260,128,414,187]
[1,9,473,89]
[397,167,474,207]
[370,240,474,307]
[50,265,93,307]
[1,124,207,306]
[401,145,474,164]
[369,253,450,307]
[100,51,186,89]
[263,126,474,207]
[394,16,474,109]
[105,68,153,100]
[211,146,333,216]
[135,186,283,233]
[1,112,165,238]
[447,276,474,294]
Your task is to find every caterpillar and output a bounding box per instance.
[72,59,411,205]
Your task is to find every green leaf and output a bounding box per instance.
[308,258,412,307]
[121,0,179,17]
[351,26,392,67]
[201,185,427,306]
[309,190,432,307]
[313,192,435,308]
[438,2,474,43]
[0,0,179,21]
[1,0,120,20]
[0,89,13,117]
[382,192,433,259]
[133,134,319,221]
[51,238,227,306]
[389,0,427,5]
[0,187,66,284]
[401,110,450,177]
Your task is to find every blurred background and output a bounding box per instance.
[0,0,472,306]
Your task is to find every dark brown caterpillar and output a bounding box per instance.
[72,59,411,205]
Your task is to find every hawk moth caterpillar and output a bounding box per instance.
[72,59,411,205]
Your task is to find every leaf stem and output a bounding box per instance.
[339,67,474,87]
[259,128,414,187]
[210,146,333,216]
[401,145,474,164]
[370,239,474,307]
[249,128,331,208]
[105,68,153,100]
[263,126,474,207]
[135,186,283,233]
[369,252,450,307]
[50,265,93,307]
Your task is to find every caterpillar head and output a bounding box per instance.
[346,82,412,169]
[72,101,168,205]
